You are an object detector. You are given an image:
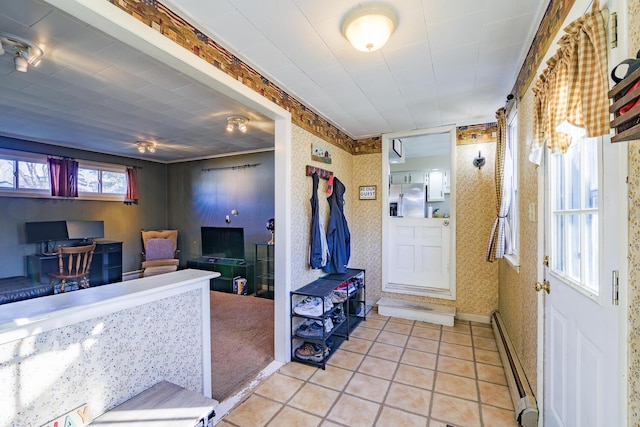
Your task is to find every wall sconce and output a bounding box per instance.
[136,141,156,154]
[0,32,44,73]
[226,115,249,133]
[341,3,397,52]
[473,151,486,169]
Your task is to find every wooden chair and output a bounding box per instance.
[49,243,96,293]
[141,230,180,277]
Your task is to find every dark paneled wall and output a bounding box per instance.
[167,151,275,264]
[0,137,168,277]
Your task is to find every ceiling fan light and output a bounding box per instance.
[342,3,397,52]
[0,42,4,56]
[238,122,247,133]
[14,55,28,72]
[147,143,156,153]
[137,143,146,153]
[226,122,234,132]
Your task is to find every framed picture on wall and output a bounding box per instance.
[359,185,376,200]
[392,139,402,157]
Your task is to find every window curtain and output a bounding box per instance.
[125,167,139,205]
[486,108,513,262]
[530,0,608,165]
[48,157,78,198]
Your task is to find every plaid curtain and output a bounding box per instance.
[486,108,512,262]
[530,0,608,164]
[125,167,139,205]
[48,157,78,198]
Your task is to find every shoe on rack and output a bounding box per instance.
[296,319,324,338]
[323,295,334,312]
[332,306,346,324]
[294,296,323,316]
[295,342,328,362]
[330,289,348,303]
[324,317,334,333]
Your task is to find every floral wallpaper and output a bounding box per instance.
[628,0,640,423]
[290,125,354,290]
[0,290,204,427]
[377,141,500,318]
[498,89,539,394]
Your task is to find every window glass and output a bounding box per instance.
[18,161,49,190]
[78,168,100,193]
[0,159,15,188]
[549,137,599,296]
[102,171,126,194]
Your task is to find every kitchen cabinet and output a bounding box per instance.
[390,170,425,184]
[443,169,451,194]
[427,170,445,201]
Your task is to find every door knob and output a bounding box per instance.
[535,281,550,294]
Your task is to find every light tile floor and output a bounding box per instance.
[217,309,518,427]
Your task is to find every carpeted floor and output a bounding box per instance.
[210,291,274,402]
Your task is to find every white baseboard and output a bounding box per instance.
[122,270,143,281]
[456,312,491,324]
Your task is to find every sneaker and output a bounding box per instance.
[330,289,347,303]
[294,296,323,316]
[296,319,324,338]
[332,306,346,324]
[323,295,334,312]
[295,342,328,362]
[324,317,334,333]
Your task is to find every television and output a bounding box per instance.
[201,226,245,260]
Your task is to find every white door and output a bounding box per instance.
[543,136,623,427]
[387,218,450,290]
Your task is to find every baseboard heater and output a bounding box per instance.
[491,311,538,427]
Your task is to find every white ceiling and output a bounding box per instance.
[0,0,548,162]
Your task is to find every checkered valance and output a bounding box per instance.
[531,0,609,163]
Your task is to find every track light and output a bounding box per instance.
[226,115,249,133]
[0,32,44,73]
[136,141,156,154]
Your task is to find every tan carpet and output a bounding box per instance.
[210,291,274,401]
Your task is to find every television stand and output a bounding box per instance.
[187,257,254,294]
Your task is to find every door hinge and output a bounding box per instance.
[610,12,618,49]
[612,270,619,306]
[543,255,549,267]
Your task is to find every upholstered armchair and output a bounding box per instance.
[141,230,180,277]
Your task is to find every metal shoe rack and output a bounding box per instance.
[290,268,366,369]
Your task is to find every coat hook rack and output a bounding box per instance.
[306,165,333,180]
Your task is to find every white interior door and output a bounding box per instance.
[387,218,450,290]
[543,135,623,427]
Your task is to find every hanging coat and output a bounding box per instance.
[323,176,350,274]
[309,172,329,269]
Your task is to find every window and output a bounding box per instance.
[505,110,519,267]
[549,137,599,296]
[0,149,127,201]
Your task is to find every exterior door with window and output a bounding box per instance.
[543,136,622,427]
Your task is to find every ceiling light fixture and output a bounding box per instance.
[136,141,156,154]
[341,3,397,52]
[0,32,44,73]
[226,115,249,133]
